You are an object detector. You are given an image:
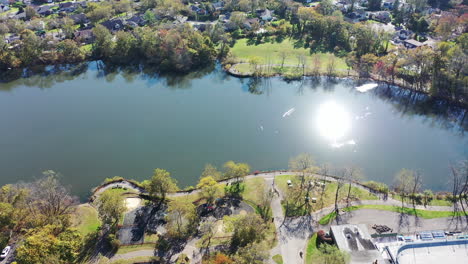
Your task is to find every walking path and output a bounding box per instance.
[108,249,155,262]
[95,171,457,264]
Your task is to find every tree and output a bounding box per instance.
[26,170,77,226]
[232,241,269,264]
[15,225,82,264]
[92,25,114,58]
[223,161,250,182]
[326,57,337,77]
[96,190,125,229]
[147,168,179,203]
[57,39,85,63]
[112,31,137,63]
[230,214,266,250]
[86,3,114,23]
[289,153,316,188]
[257,188,273,222]
[17,29,43,65]
[368,0,383,11]
[201,164,222,181]
[344,167,364,207]
[315,244,350,264]
[318,0,335,16]
[197,176,223,205]
[25,6,38,20]
[359,54,378,77]
[166,199,197,238]
[230,11,247,28]
[394,169,418,206]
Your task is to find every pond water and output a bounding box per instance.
[0,62,467,198]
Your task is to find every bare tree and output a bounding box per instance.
[345,167,364,208]
[312,55,321,76]
[326,57,336,77]
[279,51,288,69]
[334,169,346,224]
[26,170,78,224]
[289,153,316,189]
[297,54,307,75]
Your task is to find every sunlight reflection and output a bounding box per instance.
[316,101,352,144]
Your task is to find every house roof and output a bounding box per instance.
[101,19,124,31]
[404,39,424,47]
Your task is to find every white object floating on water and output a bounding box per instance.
[356,83,378,92]
[282,107,296,118]
[331,139,356,148]
[259,125,264,131]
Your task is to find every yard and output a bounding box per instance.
[229,38,349,76]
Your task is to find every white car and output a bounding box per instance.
[0,246,11,259]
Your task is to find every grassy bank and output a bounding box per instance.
[72,204,100,236]
[318,204,467,225]
[229,38,349,76]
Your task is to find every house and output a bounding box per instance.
[404,39,425,49]
[369,11,391,23]
[69,13,89,24]
[243,18,260,30]
[256,9,274,21]
[74,29,94,44]
[382,0,395,10]
[4,34,20,44]
[59,2,76,13]
[101,19,125,31]
[0,5,10,13]
[126,15,146,26]
[13,11,26,20]
[35,5,53,16]
[212,1,224,11]
[397,29,413,40]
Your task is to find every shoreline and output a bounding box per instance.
[224,63,468,108]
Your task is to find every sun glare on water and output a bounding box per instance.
[316,101,351,143]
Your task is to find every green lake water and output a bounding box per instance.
[0,62,466,198]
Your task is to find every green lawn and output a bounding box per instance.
[115,244,156,254]
[272,254,283,264]
[392,194,452,207]
[305,233,318,264]
[275,175,378,214]
[229,38,348,75]
[98,255,157,264]
[71,204,100,236]
[318,204,468,225]
[243,177,266,205]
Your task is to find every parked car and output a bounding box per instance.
[1,246,11,259]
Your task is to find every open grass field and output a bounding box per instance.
[71,204,100,236]
[318,204,468,225]
[243,177,266,205]
[229,38,348,76]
